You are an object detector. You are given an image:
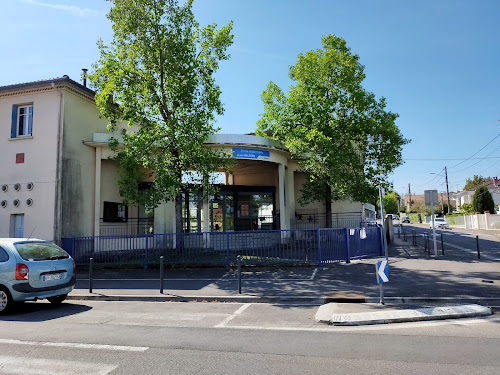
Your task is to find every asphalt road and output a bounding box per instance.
[1,300,500,374]
[397,224,500,260]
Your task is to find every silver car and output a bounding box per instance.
[0,239,76,314]
[429,217,450,229]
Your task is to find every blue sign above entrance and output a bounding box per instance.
[232,148,270,160]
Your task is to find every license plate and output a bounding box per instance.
[42,274,62,281]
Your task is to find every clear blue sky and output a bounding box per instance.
[1,0,499,197]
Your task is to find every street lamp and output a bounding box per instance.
[430,168,451,214]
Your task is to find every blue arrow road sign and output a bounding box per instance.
[376,260,389,283]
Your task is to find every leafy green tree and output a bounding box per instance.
[383,192,398,214]
[472,186,495,214]
[256,34,408,226]
[463,175,490,190]
[460,203,474,214]
[89,0,234,232]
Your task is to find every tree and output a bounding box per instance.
[472,186,495,214]
[89,0,234,232]
[383,192,399,214]
[463,175,490,190]
[256,34,408,226]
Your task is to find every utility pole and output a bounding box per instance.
[408,183,412,211]
[445,166,451,214]
[440,192,444,213]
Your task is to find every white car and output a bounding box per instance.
[429,217,450,229]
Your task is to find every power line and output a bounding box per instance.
[404,157,500,161]
[448,131,500,170]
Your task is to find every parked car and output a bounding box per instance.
[429,217,450,229]
[385,214,400,221]
[365,218,381,227]
[0,239,76,314]
[402,217,410,223]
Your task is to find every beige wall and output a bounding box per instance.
[0,89,60,240]
[60,89,113,238]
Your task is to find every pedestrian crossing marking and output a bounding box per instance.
[0,355,117,375]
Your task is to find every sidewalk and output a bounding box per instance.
[67,236,499,325]
[69,236,500,304]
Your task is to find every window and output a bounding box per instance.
[0,247,9,262]
[103,201,128,222]
[11,104,33,138]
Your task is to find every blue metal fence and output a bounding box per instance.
[62,227,382,267]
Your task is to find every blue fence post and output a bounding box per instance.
[345,228,351,264]
[144,234,149,270]
[226,232,230,269]
[317,229,322,266]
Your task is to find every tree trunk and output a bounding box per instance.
[325,184,332,228]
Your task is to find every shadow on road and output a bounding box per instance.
[0,301,92,322]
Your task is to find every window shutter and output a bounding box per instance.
[11,105,18,138]
[28,105,33,136]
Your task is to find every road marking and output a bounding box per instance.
[310,268,318,281]
[214,303,252,328]
[217,315,500,333]
[0,339,148,352]
[441,242,499,261]
[0,355,117,375]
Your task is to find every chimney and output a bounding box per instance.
[82,68,88,87]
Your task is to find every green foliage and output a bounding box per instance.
[460,203,474,214]
[89,0,234,211]
[383,192,398,214]
[463,175,490,190]
[472,186,495,214]
[256,34,408,205]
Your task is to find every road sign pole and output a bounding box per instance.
[431,198,437,256]
[376,260,389,305]
[379,186,388,261]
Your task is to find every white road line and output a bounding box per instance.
[442,242,499,261]
[214,303,252,328]
[0,339,148,352]
[0,355,117,375]
[310,268,318,281]
[217,315,500,333]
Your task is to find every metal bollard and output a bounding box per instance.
[89,257,94,294]
[398,225,401,239]
[403,227,407,242]
[441,233,444,255]
[159,256,164,294]
[412,230,416,246]
[476,236,481,259]
[237,255,242,294]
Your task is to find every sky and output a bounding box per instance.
[1,0,499,198]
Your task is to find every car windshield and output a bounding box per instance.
[435,218,445,221]
[14,242,69,261]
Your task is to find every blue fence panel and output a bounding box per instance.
[63,227,382,267]
[318,228,346,264]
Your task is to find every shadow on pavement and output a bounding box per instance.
[0,301,92,322]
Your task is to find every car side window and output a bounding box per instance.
[0,247,9,262]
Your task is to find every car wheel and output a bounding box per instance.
[0,287,14,315]
[47,294,67,305]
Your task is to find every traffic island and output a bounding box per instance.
[315,303,492,326]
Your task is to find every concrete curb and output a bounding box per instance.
[67,294,326,304]
[67,293,500,305]
[316,304,493,326]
